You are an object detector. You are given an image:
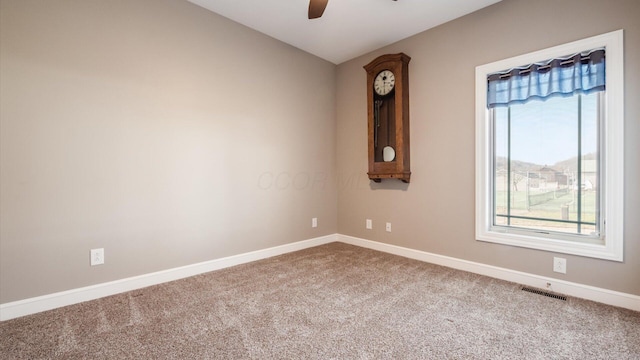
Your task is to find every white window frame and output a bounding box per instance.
[475,30,624,261]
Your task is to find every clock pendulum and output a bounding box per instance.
[374,99,383,148]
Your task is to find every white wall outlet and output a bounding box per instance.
[91,248,104,266]
[312,217,318,228]
[553,257,566,274]
[366,219,372,229]
[386,222,391,232]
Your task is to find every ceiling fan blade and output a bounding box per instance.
[308,0,328,19]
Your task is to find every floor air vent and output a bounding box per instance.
[521,287,567,301]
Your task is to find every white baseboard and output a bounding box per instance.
[0,234,338,321]
[338,234,640,312]
[3,233,638,321]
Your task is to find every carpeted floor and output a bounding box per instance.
[1,242,639,359]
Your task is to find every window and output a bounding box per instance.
[475,30,624,261]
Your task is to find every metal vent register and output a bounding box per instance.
[521,286,567,301]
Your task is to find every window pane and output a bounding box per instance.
[580,93,600,235]
[492,94,600,237]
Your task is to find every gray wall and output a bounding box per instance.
[0,0,337,303]
[336,0,640,296]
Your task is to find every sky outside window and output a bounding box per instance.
[495,93,598,166]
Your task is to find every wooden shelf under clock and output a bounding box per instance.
[364,53,411,183]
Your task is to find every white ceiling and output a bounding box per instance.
[188,0,502,64]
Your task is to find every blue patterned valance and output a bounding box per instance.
[487,48,605,108]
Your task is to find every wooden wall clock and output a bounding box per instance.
[364,53,411,183]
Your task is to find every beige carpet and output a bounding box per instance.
[1,242,639,359]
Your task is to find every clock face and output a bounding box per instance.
[374,70,395,96]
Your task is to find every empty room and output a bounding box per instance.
[1,0,639,358]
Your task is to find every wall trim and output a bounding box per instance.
[0,234,338,321]
[338,234,640,312]
[3,233,638,321]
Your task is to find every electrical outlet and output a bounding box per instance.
[312,217,318,228]
[366,219,372,229]
[553,257,566,274]
[386,222,391,232]
[91,248,104,266]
